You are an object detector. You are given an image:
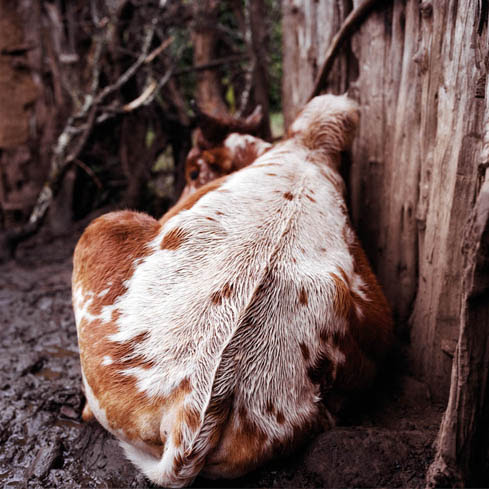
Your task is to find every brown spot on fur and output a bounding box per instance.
[299,342,310,361]
[266,172,277,176]
[183,406,201,432]
[211,283,233,305]
[132,331,150,344]
[173,428,183,448]
[161,227,187,250]
[179,377,192,394]
[338,266,350,286]
[347,234,394,359]
[159,176,228,226]
[103,331,155,370]
[299,287,308,305]
[283,191,294,200]
[276,411,285,424]
[331,272,352,320]
[206,216,216,221]
[266,400,275,414]
[306,194,316,203]
[73,211,160,316]
[222,282,233,298]
[173,452,185,473]
[322,232,394,394]
[211,290,222,305]
[204,403,269,479]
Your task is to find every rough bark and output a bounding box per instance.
[0,0,51,229]
[281,0,489,401]
[248,0,272,140]
[192,0,229,116]
[426,116,489,488]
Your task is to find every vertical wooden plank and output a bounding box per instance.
[410,1,488,397]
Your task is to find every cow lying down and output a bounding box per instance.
[72,94,393,488]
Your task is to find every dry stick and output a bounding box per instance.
[308,0,382,101]
[145,36,174,64]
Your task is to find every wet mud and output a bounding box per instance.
[0,222,443,488]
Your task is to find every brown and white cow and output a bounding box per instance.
[72,94,393,488]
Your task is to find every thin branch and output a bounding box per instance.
[122,80,158,112]
[308,0,383,100]
[173,54,248,76]
[74,159,103,189]
[145,36,173,64]
[95,21,157,105]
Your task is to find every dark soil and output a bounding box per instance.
[0,220,445,488]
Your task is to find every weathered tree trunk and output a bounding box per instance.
[248,0,272,140]
[0,0,52,229]
[281,0,489,402]
[426,130,489,487]
[192,0,229,116]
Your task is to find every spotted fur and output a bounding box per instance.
[73,94,393,488]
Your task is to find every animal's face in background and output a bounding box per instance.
[180,132,272,202]
[177,103,272,202]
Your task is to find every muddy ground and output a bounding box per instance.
[0,218,444,488]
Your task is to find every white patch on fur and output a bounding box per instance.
[98,287,110,298]
[224,133,271,155]
[72,285,118,328]
[102,355,113,366]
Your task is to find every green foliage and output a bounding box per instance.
[270,111,284,138]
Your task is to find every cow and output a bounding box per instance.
[72,94,393,488]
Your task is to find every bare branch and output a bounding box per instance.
[95,21,157,105]
[74,159,103,190]
[308,0,383,100]
[145,36,173,64]
[122,80,158,112]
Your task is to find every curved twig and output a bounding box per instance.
[308,0,382,100]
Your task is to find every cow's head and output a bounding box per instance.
[178,105,272,202]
